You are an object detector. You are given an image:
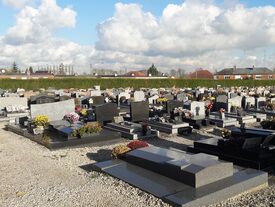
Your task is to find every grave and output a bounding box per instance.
[94,146,267,207]
[188,127,275,169]
[208,112,239,128]
[182,101,208,129]
[104,102,159,139]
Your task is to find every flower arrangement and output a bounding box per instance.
[65,112,80,124]
[127,140,149,150]
[221,128,231,139]
[75,105,81,113]
[219,108,225,113]
[111,145,131,158]
[72,122,102,138]
[206,102,213,110]
[156,98,168,103]
[33,115,49,127]
[80,108,88,116]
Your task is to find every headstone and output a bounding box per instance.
[30,99,75,121]
[176,93,187,102]
[95,103,119,125]
[190,101,205,116]
[0,97,28,110]
[134,91,145,102]
[130,101,149,122]
[148,95,159,104]
[90,90,101,97]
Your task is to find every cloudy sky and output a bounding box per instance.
[1,0,275,73]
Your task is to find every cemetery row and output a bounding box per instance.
[1,85,275,206]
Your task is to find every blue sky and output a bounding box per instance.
[1,0,275,45]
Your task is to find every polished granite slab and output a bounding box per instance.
[94,159,267,207]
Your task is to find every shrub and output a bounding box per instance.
[127,140,149,150]
[71,122,102,138]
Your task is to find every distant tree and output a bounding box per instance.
[177,68,185,78]
[147,64,159,76]
[29,66,34,74]
[12,61,18,73]
[169,69,177,77]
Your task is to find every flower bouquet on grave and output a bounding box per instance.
[205,101,213,117]
[127,140,149,150]
[111,145,131,159]
[75,105,82,113]
[65,112,80,125]
[71,122,102,138]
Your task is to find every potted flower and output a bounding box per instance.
[32,115,49,135]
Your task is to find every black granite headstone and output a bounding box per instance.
[95,103,119,125]
[130,101,149,122]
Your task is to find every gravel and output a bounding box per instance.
[0,123,275,207]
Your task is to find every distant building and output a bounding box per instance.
[214,66,274,80]
[125,70,147,77]
[188,69,213,79]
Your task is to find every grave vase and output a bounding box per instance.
[219,112,225,120]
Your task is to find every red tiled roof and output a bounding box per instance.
[125,71,146,77]
[188,69,213,79]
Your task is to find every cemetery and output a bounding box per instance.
[1,85,275,206]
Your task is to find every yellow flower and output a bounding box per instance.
[33,115,49,127]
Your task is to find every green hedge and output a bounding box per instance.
[0,78,274,90]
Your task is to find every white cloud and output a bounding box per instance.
[2,0,33,9]
[4,0,76,45]
[1,0,275,73]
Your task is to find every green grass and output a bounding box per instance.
[0,78,274,90]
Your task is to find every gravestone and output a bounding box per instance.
[30,99,75,121]
[0,97,28,110]
[148,95,159,104]
[215,95,228,111]
[134,91,145,102]
[163,94,174,101]
[90,90,101,97]
[166,100,183,114]
[95,103,119,125]
[149,88,158,96]
[255,97,266,109]
[190,101,205,116]
[176,93,187,102]
[130,101,149,122]
[91,96,105,106]
[30,95,55,104]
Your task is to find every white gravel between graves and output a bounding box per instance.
[0,123,274,207]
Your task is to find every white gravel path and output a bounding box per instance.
[0,123,274,207]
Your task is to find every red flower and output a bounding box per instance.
[127,140,149,150]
